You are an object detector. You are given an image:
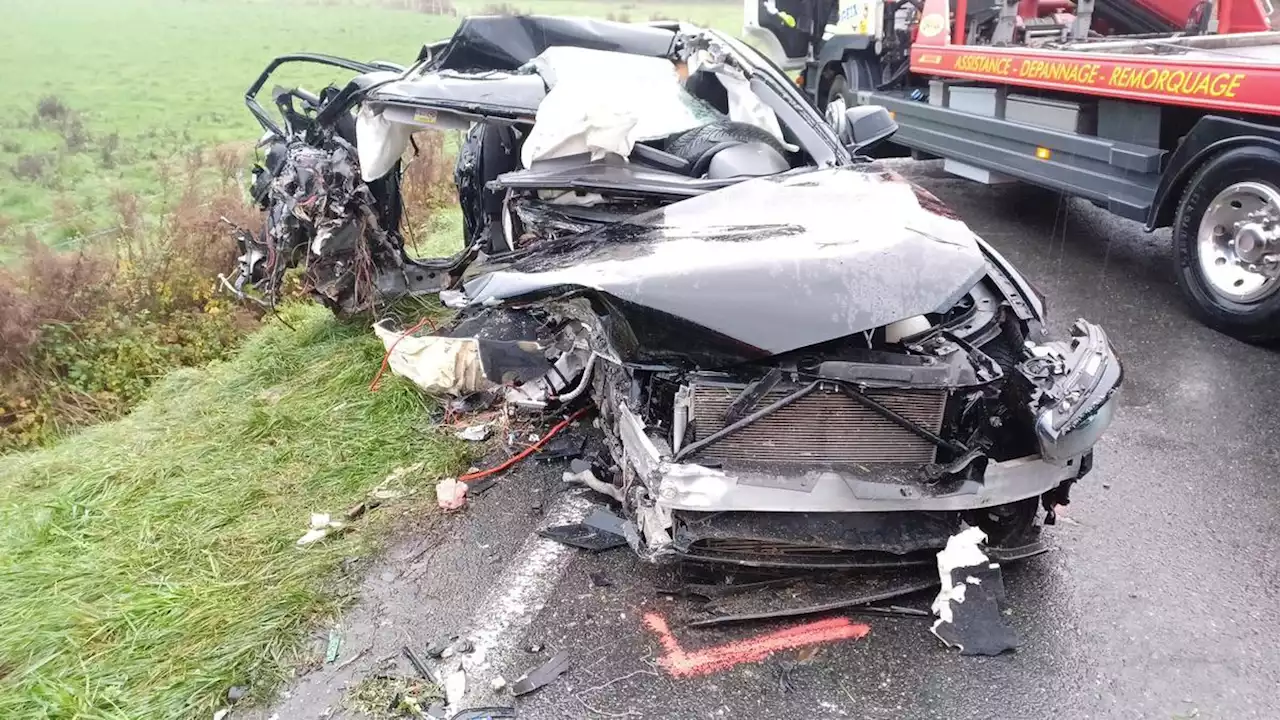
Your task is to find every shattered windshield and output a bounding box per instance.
[677,90,723,125]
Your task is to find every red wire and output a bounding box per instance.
[369,316,438,391]
[460,407,591,484]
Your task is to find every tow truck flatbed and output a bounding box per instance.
[909,29,1280,115]
[744,0,1280,341]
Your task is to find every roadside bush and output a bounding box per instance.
[0,149,261,451]
[30,96,93,154]
[401,133,454,215]
[1,130,459,452]
[480,2,520,15]
[10,154,53,183]
[60,114,90,152]
[411,0,457,14]
[35,95,70,123]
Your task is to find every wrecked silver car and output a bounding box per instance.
[235,16,1123,568]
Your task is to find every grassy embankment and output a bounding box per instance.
[0,305,469,718]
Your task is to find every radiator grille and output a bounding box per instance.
[688,384,947,467]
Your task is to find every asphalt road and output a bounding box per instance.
[258,162,1280,720]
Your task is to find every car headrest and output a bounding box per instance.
[704,141,790,180]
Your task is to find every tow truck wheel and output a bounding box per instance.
[1173,146,1280,342]
[824,73,848,114]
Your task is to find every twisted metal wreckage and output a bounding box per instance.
[229,15,1124,649]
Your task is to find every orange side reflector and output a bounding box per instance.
[1035,147,1051,160]
[889,111,896,120]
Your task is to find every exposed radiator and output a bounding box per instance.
[687,382,947,468]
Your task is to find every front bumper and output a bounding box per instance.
[615,318,1122,559]
[619,401,1086,515]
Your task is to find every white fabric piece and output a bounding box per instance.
[372,322,496,397]
[356,105,413,182]
[521,46,709,166]
[930,526,990,626]
[687,49,788,147]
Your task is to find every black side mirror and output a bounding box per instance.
[830,105,898,154]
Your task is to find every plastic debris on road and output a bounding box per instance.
[455,424,493,442]
[930,526,1019,655]
[325,627,342,663]
[511,651,571,696]
[297,513,346,546]
[437,478,468,511]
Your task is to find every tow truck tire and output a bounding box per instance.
[1172,146,1280,343]
[825,73,848,112]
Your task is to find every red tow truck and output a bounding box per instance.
[746,0,1280,341]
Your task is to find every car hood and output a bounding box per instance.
[462,165,988,363]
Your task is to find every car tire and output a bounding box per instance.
[1172,145,1280,343]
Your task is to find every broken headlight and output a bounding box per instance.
[1019,320,1123,466]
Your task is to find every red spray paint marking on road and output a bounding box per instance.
[642,612,871,678]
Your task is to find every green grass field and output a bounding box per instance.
[0,0,740,247]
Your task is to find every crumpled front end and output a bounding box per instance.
[590,312,1121,567]
[404,168,1124,569]
[426,264,1121,569]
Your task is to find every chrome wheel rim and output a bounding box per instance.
[1197,181,1280,303]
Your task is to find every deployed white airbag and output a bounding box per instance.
[356,105,413,182]
[372,322,496,396]
[521,46,712,166]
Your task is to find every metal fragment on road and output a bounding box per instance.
[449,708,516,720]
[537,521,627,552]
[404,645,434,682]
[538,505,628,552]
[510,651,571,696]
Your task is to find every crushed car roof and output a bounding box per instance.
[425,15,679,71]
